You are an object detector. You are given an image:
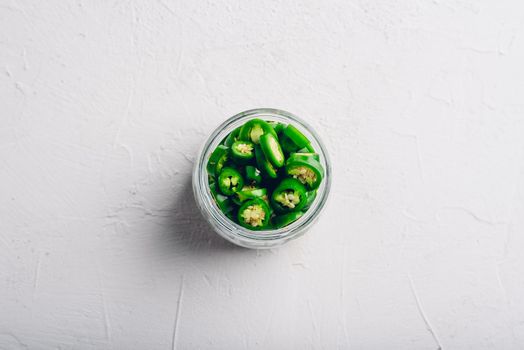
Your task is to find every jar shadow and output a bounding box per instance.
[160,174,244,255]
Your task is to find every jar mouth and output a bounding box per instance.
[193,108,331,247]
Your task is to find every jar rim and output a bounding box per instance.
[192,108,331,248]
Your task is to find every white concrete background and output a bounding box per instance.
[1,1,524,349]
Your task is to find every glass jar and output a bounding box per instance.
[192,108,331,249]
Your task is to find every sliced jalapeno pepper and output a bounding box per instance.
[230,185,257,206]
[231,196,242,206]
[297,144,316,153]
[302,190,317,211]
[237,198,271,229]
[245,165,262,185]
[255,145,278,179]
[224,126,241,147]
[269,121,285,135]
[209,175,217,194]
[272,211,303,229]
[271,178,307,213]
[207,145,229,177]
[239,118,276,144]
[211,189,235,218]
[286,157,324,190]
[283,124,310,148]
[280,135,300,154]
[209,179,217,196]
[218,167,244,195]
[231,140,255,162]
[288,152,320,162]
[236,187,267,202]
[260,132,285,168]
[305,143,315,152]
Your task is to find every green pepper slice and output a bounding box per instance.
[245,165,262,185]
[302,190,317,211]
[207,145,229,177]
[210,188,235,218]
[239,118,277,144]
[280,135,300,154]
[218,167,244,195]
[269,121,286,135]
[208,175,217,196]
[209,182,217,196]
[237,198,271,230]
[224,126,241,147]
[260,133,285,168]
[283,124,310,148]
[297,143,316,153]
[285,157,324,190]
[255,145,278,179]
[272,211,303,229]
[236,187,267,202]
[231,140,255,162]
[271,178,307,213]
[230,185,251,206]
[305,143,315,152]
[288,152,320,162]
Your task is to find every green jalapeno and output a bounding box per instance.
[283,124,310,148]
[208,176,218,198]
[230,185,257,206]
[272,211,303,229]
[260,132,285,168]
[280,135,300,154]
[269,121,286,135]
[297,144,316,153]
[224,126,241,147]
[209,179,217,195]
[285,157,324,190]
[288,152,320,162]
[207,145,229,177]
[218,167,244,195]
[231,140,255,162]
[255,145,278,179]
[245,165,262,185]
[305,143,315,152]
[302,190,317,211]
[237,198,271,229]
[211,189,235,218]
[271,178,307,213]
[236,187,267,202]
[239,118,276,144]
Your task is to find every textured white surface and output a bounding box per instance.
[1,1,524,349]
